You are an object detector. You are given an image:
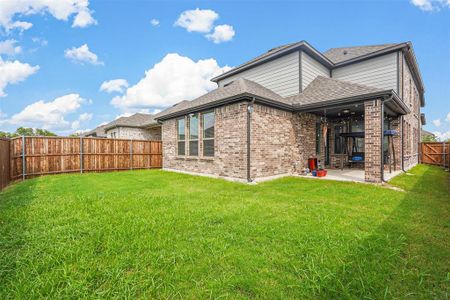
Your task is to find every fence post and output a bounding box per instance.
[443,142,446,168]
[80,137,83,174]
[22,135,26,180]
[130,139,133,170]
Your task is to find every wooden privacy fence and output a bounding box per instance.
[0,138,10,190]
[420,142,450,168]
[10,136,162,180]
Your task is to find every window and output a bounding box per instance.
[334,125,343,154]
[188,113,199,156]
[202,111,215,157]
[177,118,185,156]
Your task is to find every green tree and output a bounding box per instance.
[422,134,437,142]
[0,127,57,138]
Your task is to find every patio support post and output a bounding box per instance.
[364,99,383,183]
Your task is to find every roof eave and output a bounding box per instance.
[294,90,409,115]
[155,93,293,121]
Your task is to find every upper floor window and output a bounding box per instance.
[177,118,185,156]
[189,113,199,156]
[202,111,215,157]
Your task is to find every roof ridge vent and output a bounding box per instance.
[343,50,348,55]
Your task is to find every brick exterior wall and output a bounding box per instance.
[294,113,320,169]
[162,102,248,180]
[399,52,421,171]
[364,99,383,182]
[250,104,299,178]
[106,126,162,140]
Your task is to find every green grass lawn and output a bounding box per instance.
[0,165,448,299]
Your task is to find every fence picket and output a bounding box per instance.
[7,136,162,181]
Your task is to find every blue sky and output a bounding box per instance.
[0,0,449,139]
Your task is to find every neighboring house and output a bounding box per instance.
[421,129,436,141]
[85,113,161,140]
[84,124,108,138]
[156,41,425,183]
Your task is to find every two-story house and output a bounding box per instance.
[155,41,425,183]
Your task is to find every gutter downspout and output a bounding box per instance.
[247,98,256,183]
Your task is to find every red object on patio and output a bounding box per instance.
[316,170,327,177]
[308,158,318,171]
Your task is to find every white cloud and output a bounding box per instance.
[79,112,92,121]
[0,0,97,31]
[0,58,39,97]
[71,120,80,130]
[64,44,103,65]
[0,39,22,56]
[175,8,218,33]
[446,112,450,122]
[110,53,231,112]
[72,8,97,28]
[432,119,442,127]
[151,19,160,26]
[10,21,33,32]
[6,94,86,130]
[31,37,48,47]
[411,0,434,10]
[433,130,450,141]
[206,24,235,43]
[71,112,92,129]
[100,79,129,93]
[115,112,133,119]
[410,0,450,11]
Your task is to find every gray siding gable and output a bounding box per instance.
[301,51,330,90]
[331,52,398,93]
[217,51,300,97]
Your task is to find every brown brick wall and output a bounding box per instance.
[401,55,421,170]
[162,102,248,180]
[294,113,320,169]
[250,104,299,178]
[365,99,383,182]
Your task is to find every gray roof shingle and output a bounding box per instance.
[104,113,157,130]
[323,43,400,64]
[155,78,288,119]
[286,76,384,107]
[84,124,108,137]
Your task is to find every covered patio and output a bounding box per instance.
[300,92,410,183]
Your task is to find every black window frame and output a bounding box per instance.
[177,117,186,156]
[202,111,215,157]
[188,113,199,156]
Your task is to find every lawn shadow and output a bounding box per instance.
[313,166,449,298]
